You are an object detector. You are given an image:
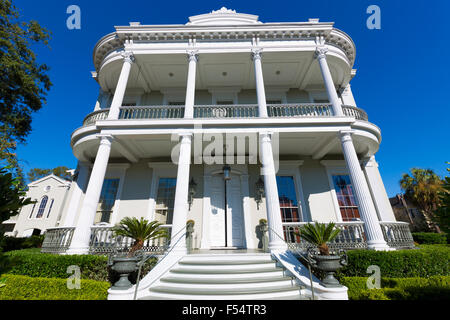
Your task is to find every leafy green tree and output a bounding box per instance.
[400,168,443,233]
[0,0,52,185]
[0,167,33,225]
[112,217,168,257]
[434,163,449,234]
[27,166,72,182]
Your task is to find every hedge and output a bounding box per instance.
[0,274,109,300]
[412,232,447,245]
[4,249,158,285]
[5,249,110,282]
[0,235,45,252]
[341,276,450,300]
[336,245,450,278]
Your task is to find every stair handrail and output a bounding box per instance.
[133,227,187,300]
[267,226,316,300]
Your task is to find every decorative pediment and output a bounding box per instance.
[187,7,261,26]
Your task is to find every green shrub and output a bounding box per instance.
[5,249,110,281]
[336,245,450,278]
[5,249,158,285]
[341,276,450,300]
[0,274,109,300]
[0,235,45,252]
[412,232,447,244]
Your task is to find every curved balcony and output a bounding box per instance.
[82,104,369,127]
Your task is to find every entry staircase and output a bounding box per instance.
[142,252,310,300]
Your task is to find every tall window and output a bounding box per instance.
[277,176,300,223]
[95,179,120,224]
[276,176,301,243]
[46,199,55,218]
[154,178,177,225]
[28,201,37,219]
[36,196,48,219]
[332,175,361,221]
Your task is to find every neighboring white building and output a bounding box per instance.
[42,8,414,300]
[3,174,71,237]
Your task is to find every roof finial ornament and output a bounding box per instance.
[211,7,236,14]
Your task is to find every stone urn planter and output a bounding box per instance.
[307,249,348,287]
[110,255,141,290]
[296,222,348,288]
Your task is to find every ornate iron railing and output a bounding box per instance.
[282,222,368,252]
[379,221,415,249]
[41,227,75,254]
[194,104,259,118]
[120,106,185,119]
[268,103,333,118]
[88,225,171,255]
[82,103,369,126]
[342,105,368,121]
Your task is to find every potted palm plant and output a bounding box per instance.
[109,217,168,290]
[295,222,347,287]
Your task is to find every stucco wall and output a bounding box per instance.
[13,176,70,237]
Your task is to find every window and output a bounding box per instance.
[216,100,234,105]
[46,199,54,218]
[36,196,49,219]
[168,101,184,106]
[332,175,360,221]
[94,179,120,224]
[277,176,300,223]
[29,201,37,219]
[155,178,177,225]
[267,100,282,104]
[276,176,301,243]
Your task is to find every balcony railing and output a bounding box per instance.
[41,227,74,254]
[380,221,415,249]
[82,103,369,126]
[88,225,171,255]
[41,221,414,255]
[282,221,415,252]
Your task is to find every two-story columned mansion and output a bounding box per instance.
[41,8,414,300]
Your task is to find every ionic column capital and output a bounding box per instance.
[314,47,328,60]
[121,51,135,64]
[187,50,199,62]
[251,48,263,61]
[339,130,355,142]
[97,134,114,145]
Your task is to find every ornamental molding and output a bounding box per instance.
[211,7,236,14]
[93,13,356,71]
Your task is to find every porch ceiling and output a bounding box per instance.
[74,131,378,163]
[98,51,350,93]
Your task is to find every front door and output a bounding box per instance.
[209,174,245,248]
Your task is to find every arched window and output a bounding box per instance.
[46,199,55,218]
[28,201,37,219]
[36,196,48,219]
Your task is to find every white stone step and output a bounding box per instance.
[145,286,307,300]
[162,270,288,283]
[158,278,296,293]
[180,254,274,265]
[173,262,278,273]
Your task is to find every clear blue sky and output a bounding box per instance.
[13,0,450,197]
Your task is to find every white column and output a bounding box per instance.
[315,47,344,116]
[260,132,287,252]
[170,133,192,254]
[340,131,389,250]
[363,156,397,222]
[107,52,134,120]
[184,51,198,119]
[67,135,113,254]
[252,49,268,118]
[61,162,90,227]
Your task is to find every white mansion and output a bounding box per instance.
[40,8,414,300]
